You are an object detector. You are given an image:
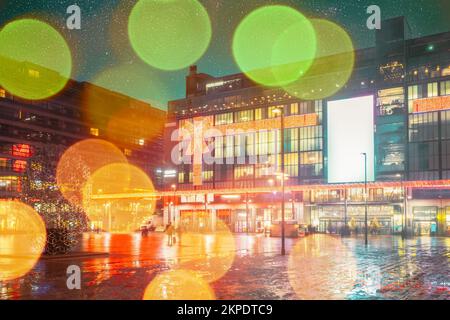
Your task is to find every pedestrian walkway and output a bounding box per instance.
[0,233,448,300]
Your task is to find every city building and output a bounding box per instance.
[163,17,450,237]
[0,74,166,228]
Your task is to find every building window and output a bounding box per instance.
[255,108,264,120]
[442,111,450,139]
[202,171,214,182]
[290,103,299,115]
[90,128,99,136]
[234,134,244,158]
[427,82,438,97]
[255,131,269,156]
[408,85,423,112]
[267,130,280,155]
[300,151,323,177]
[235,109,253,123]
[178,172,185,184]
[268,106,284,118]
[214,136,223,159]
[441,80,450,96]
[138,138,145,146]
[124,149,132,156]
[224,135,234,158]
[299,126,323,151]
[409,142,439,172]
[285,153,299,177]
[0,89,5,98]
[215,112,233,125]
[285,128,299,153]
[409,112,439,142]
[234,165,254,180]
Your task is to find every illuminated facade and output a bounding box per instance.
[163,17,450,237]
[0,79,166,212]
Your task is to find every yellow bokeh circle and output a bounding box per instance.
[174,220,236,283]
[82,163,156,234]
[0,19,72,100]
[284,19,355,100]
[143,270,215,300]
[0,201,46,281]
[232,5,316,87]
[128,0,212,71]
[288,235,357,300]
[56,139,128,209]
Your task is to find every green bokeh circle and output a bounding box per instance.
[128,0,212,71]
[232,5,316,87]
[284,19,355,100]
[0,19,72,100]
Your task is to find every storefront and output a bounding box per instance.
[314,204,399,235]
[179,210,212,232]
[412,207,438,236]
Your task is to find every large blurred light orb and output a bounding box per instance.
[128,0,212,71]
[174,220,236,283]
[143,270,215,300]
[82,163,156,234]
[232,5,316,87]
[56,139,128,209]
[0,19,72,100]
[288,235,357,300]
[284,19,355,100]
[0,201,46,281]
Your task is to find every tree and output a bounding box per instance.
[20,144,88,255]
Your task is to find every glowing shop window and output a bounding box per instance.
[0,89,5,98]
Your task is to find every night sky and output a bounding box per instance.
[0,0,449,110]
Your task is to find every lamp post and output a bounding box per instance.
[170,184,176,225]
[274,106,286,256]
[397,174,407,239]
[362,153,368,246]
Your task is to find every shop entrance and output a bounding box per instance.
[234,210,250,233]
[413,207,438,236]
[180,210,211,232]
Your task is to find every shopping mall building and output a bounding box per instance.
[162,17,450,237]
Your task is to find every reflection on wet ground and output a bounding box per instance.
[0,233,448,300]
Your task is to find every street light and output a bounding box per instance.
[170,184,176,225]
[273,106,286,256]
[396,173,407,240]
[361,153,368,246]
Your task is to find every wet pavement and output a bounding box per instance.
[0,233,449,300]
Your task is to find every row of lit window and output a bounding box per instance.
[210,101,322,126]
[178,151,323,183]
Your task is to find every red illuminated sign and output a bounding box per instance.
[13,160,27,173]
[12,144,33,158]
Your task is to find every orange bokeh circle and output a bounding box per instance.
[143,269,215,300]
[0,201,46,281]
[56,139,128,208]
[82,163,156,234]
[173,220,236,283]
